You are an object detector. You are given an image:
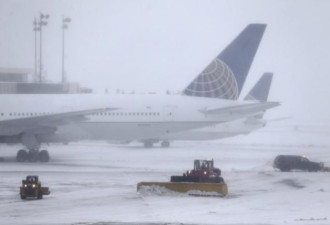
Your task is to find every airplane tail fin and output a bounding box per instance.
[244,73,273,120]
[183,24,266,100]
[244,73,273,102]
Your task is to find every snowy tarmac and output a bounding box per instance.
[1,125,330,225]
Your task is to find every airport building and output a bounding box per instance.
[0,68,92,94]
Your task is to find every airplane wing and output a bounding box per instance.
[199,102,280,117]
[0,108,116,136]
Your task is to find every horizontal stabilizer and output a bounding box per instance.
[244,73,273,101]
[199,101,280,116]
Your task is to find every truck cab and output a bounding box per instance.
[20,176,50,199]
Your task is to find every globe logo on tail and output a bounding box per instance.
[183,58,238,100]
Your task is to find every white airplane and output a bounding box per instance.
[154,73,274,146]
[0,24,278,162]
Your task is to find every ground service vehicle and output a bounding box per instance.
[170,159,225,183]
[273,155,325,172]
[137,159,227,196]
[20,176,50,199]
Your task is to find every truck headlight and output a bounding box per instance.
[32,184,36,188]
[203,171,207,175]
[24,184,27,187]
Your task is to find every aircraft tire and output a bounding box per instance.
[161,141,170,148]
[16,150,28,162]
[144,142,153,148]
[39,150,50,162]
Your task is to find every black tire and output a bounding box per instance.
[280,166,290,172]
[39,150,50,162]
[161,141,170,148]
[16,150,28,162]
[308,168,317,172]
[144,142,153,148]
[37,191,43,199]
[20,195,26,199]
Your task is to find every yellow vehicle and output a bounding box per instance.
[20,176,50,199]
[137,159,228,197]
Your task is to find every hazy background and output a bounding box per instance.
[1,0,329,125]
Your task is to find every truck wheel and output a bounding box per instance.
[20,195,26,199]
[37,191,43,199]
[280,167,290,172]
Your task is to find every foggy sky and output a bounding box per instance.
[1,0,330,124]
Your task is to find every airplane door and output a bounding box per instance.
[163,105,176,121]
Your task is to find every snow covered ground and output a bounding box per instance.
[1,124,330,225]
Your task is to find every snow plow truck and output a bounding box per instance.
[137,159,228,197]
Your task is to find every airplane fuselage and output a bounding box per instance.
[0,94,265,144]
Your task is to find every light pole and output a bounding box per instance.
[33,17,40,80]
[62,16,71,83]
[39,13,49,83]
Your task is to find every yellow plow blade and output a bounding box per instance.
[137,182,228,197]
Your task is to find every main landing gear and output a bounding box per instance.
[161,140,170,148]
[16,149,50,162]
[16,132,50,162]
[143,140,171,148]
